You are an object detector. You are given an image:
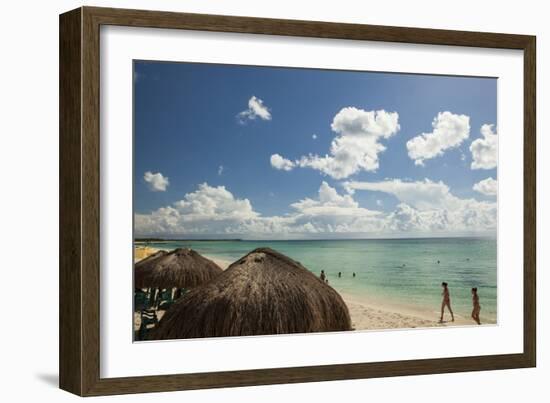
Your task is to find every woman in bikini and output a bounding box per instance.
[471,287,481,325]
[439,282,455,323]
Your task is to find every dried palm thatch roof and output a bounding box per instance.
[137,249,167,264]
[151,247,352,340]
[134,248,223,289]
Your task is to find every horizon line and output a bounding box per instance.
[135,235,497,242]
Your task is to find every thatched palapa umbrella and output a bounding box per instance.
[134,248,223,289]
[136,249,167,265]
[134,249,169,307]
[151,247,352,340]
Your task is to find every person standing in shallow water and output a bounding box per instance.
[439,282,454,323]
[471,287,481,325]
[320,270,326,282]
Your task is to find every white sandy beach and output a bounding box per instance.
[341,293,472,330]
[206,257,232,270]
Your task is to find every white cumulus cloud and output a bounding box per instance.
[385,203,451,233]
[345,178,457,211]
[172,183,258,222]
[135,180,496,238]
[143,171,169,192]
[273,107,400,179]
[135,183,259,235]
[291,181,379,218]
[406,111,470,166]
[270,154,295,171]
[470,124,498,170]
[135,181,382,237]
[235,182,384,236]
[345,178,496,234]
[237,95,271,124]
[473,177,497,196]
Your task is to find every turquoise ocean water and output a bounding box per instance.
[142,238,497,323]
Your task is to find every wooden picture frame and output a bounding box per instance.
[59,6,536,396]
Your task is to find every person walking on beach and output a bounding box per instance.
[471,287,481,325]
[439,282,454,323]
[320,270,326,282]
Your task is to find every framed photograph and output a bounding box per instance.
[59,6,536,396]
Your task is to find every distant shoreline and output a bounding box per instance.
[135,235,496,243]
[135,239,243,243]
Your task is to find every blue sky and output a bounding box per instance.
[134,61,498,239]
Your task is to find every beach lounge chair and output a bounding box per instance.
[174,288,185,300]
[137,309,158,340]
[157,288,175,311]
[134,289,150,311]
[148,287,158,306]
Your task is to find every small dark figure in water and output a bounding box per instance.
[437,260,440,264]
[471,287,481,325]
[352,272,356,278]
[325,278,329,284]
[320,270,326,282]
[439,282,454,323]
[338,272,342,278]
